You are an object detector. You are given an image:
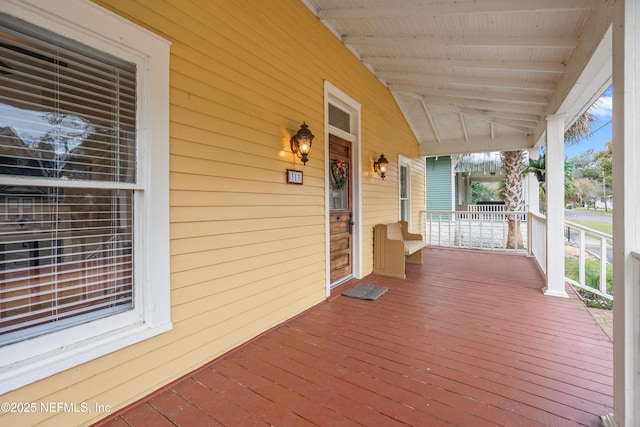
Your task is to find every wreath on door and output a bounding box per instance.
[331,160,349,190]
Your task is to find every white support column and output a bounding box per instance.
[526,148,540,215]
[543,114,569,298]
[603,1,640,426]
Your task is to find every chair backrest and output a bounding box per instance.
[386,222,404,241]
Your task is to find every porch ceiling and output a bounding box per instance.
[303,0,613,156]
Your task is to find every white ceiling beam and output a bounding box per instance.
[456,107,540,125]
[344,35,578,49]
[363,56,565,73]
[436,106,538,133]
[452,110,538,131]
[432,104,541,125]
[488,120,536,133]
[398,91,544,116]
[380,71,556,92]
[407,93,535,135]
[391,84,549,105]
[459,113,469,143]
[318,0,596,19]
[419,133,535,157]
[420,100,441,144]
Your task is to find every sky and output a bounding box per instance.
[564,86,613,159]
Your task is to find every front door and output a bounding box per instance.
[329,134,353,285]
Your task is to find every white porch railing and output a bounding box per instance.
[420,209,528,251]
[564,220,613,301]
[529,212,546,273]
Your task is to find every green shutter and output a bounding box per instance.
[425,156,452,211]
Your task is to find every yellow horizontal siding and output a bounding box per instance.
[1,1,425,426]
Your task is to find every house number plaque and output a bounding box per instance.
[286,169,303,184]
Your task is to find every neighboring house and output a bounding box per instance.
[425,156,454,211]
[452,152,505,209]
[0,2,425,425]
[425,153,516,212]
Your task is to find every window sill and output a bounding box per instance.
[0,321,172,394]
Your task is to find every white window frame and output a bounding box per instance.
[324,81,362,296]
[399,155,412,227]
[0,0,172,393]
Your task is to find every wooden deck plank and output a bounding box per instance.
[95,248,613,427]
[148,390,222,426]
[193,367,315,426]
[275,316,611,420]
[231,347,408,427]
[119,403,175,427]
[172,378,264,426]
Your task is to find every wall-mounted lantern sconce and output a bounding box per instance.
[374,153,389,179]
[290,122,314,165]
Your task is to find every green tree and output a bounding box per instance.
[522,152,576,201]
[594,140,612,187]
[471,182,496,203]
[572,177,602,207]
[569,149,596,178]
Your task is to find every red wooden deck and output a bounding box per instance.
[97,248,613,427]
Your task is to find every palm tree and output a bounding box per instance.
[564,109,597,145]
[500,106,598,248]
[500,150,526,249]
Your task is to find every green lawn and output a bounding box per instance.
[567,220,612,235]
[564,215,613,309]
[565,254,613,309]
[573,207,613,216]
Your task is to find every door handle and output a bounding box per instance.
[349,213,354,234]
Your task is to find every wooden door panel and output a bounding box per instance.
[330,234,350,251]
[330,219,349,233]
[329,134,352,284]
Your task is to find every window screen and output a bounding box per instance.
[0,14,136,345]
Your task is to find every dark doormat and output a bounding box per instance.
[342,284,388,300]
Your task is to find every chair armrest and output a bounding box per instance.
[399,221,423,241]
[405,233,423,241]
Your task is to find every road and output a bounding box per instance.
[564,209,612,263]
[565,209,612,224]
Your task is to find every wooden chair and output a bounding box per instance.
[373,221,425,278]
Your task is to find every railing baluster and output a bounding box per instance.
[563,220,613,301]
[579,229,586,288]
[468,212,472,249]
[600,236,607,295]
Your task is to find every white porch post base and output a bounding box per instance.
[542,287,569,298]
[600,414,619,427]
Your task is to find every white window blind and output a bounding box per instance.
[0,13,137,345]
